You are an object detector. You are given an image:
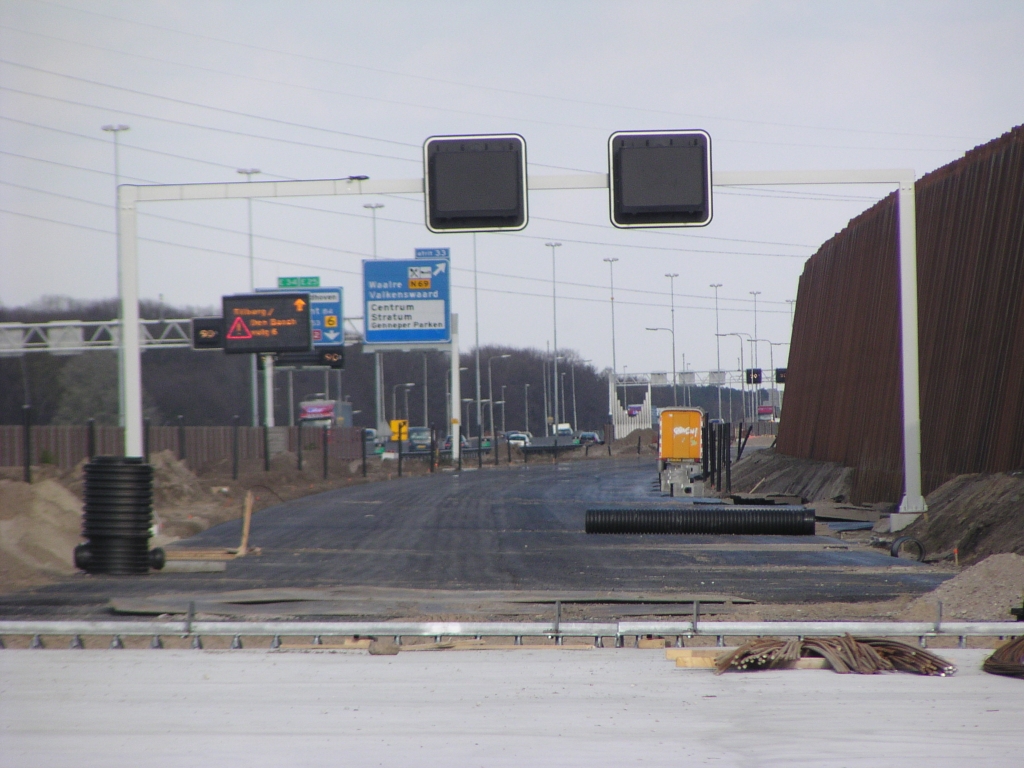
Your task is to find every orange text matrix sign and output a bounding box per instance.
[221,293,312,354]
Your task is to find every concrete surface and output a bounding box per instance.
[2,648,1020,766]
[0,458,951,620]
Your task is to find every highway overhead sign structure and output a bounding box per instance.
[424,134,528,232]
[364,258,451,345]
[222,293,312,354]
[608,130,712,228]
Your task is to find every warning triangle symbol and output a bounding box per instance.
[226,316,253,340]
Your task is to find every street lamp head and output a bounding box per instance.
[364,203,384,210]
[347,175,369,181]
[545,242,562,248]
[710,283,722,289]
[665,273,679,278]
[236,168,260,176]
[603,257,619,263]
[102,124,129,132]
[404,382,415,387]
[500,354,511,359]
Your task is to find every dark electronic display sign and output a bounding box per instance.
[191,316,224,350]
[222,293,312,354]
[424,134,528,232]
[272,346,345,370]
[609,130,712,228]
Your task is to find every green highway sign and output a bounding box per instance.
[278,276,320,288]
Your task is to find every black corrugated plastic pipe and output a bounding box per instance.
[585,505,815,536]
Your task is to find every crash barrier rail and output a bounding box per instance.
[1,619,1020,650]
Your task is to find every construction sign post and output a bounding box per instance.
[222,293,312,354]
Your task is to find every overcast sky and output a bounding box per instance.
[2,1,1021,377]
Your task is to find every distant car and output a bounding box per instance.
[506,431,531,447]
[577,431,603,445]
[443,434,470,450]
[406,426,432,453]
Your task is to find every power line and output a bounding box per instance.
[27,0,984,145]
[0,87,422,164]
[0,206,787,315]
[5,176,792,308]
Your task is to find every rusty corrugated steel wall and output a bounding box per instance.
[777,126,1024,503]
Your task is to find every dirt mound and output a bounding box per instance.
[149,449,206,507]
[900,553,1024,622]
[610,428,656,456]
[728,448,854,502]
[905,472,1024,565]
[0,478,83,592]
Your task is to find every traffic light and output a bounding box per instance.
[745,368,763,384]
[424,134,528,232]
[775,368,787,384]
[608,130,712,228]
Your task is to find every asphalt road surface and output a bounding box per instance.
[1,457,950,619]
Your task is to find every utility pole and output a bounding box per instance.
[364,202,386,435]
[666,273,679,407]
[103,124,129,428]
[524,383,530,433]
[750,290,761,368]
[473,234,482,440]
[237,167,261,427]
[422,352,429,428]
[547,242,562,435]
[711,283,723,420]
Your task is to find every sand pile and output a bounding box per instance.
[0,478,83,591]
[149,449,205,507]
[900,553,1024,622]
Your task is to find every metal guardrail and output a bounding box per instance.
[1,620,1019,649]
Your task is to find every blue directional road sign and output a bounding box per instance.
[364,259,450,344]
[415,247,450,259]
[257,287,342,347]
[308,288,343,347]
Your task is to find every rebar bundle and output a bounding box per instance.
[714,634,957,676]
[982,636,1024,679]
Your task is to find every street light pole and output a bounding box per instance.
[710,283,723,420]
[473,234,482,440]
[103,124,129,428]
[500,385,507,434]
[603,257,619,376]
[364,202,385,434]
[571,360,587,432]
[749,291,761,368]
[524,383,530,433]
[422,352,429,428]
[645,327,676,407]
[666,273,679,407]
[237,168,262,427]
[488,354,511,439]
[392,382,414,423]
[718,333,747,422]
[547,242,562,435]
